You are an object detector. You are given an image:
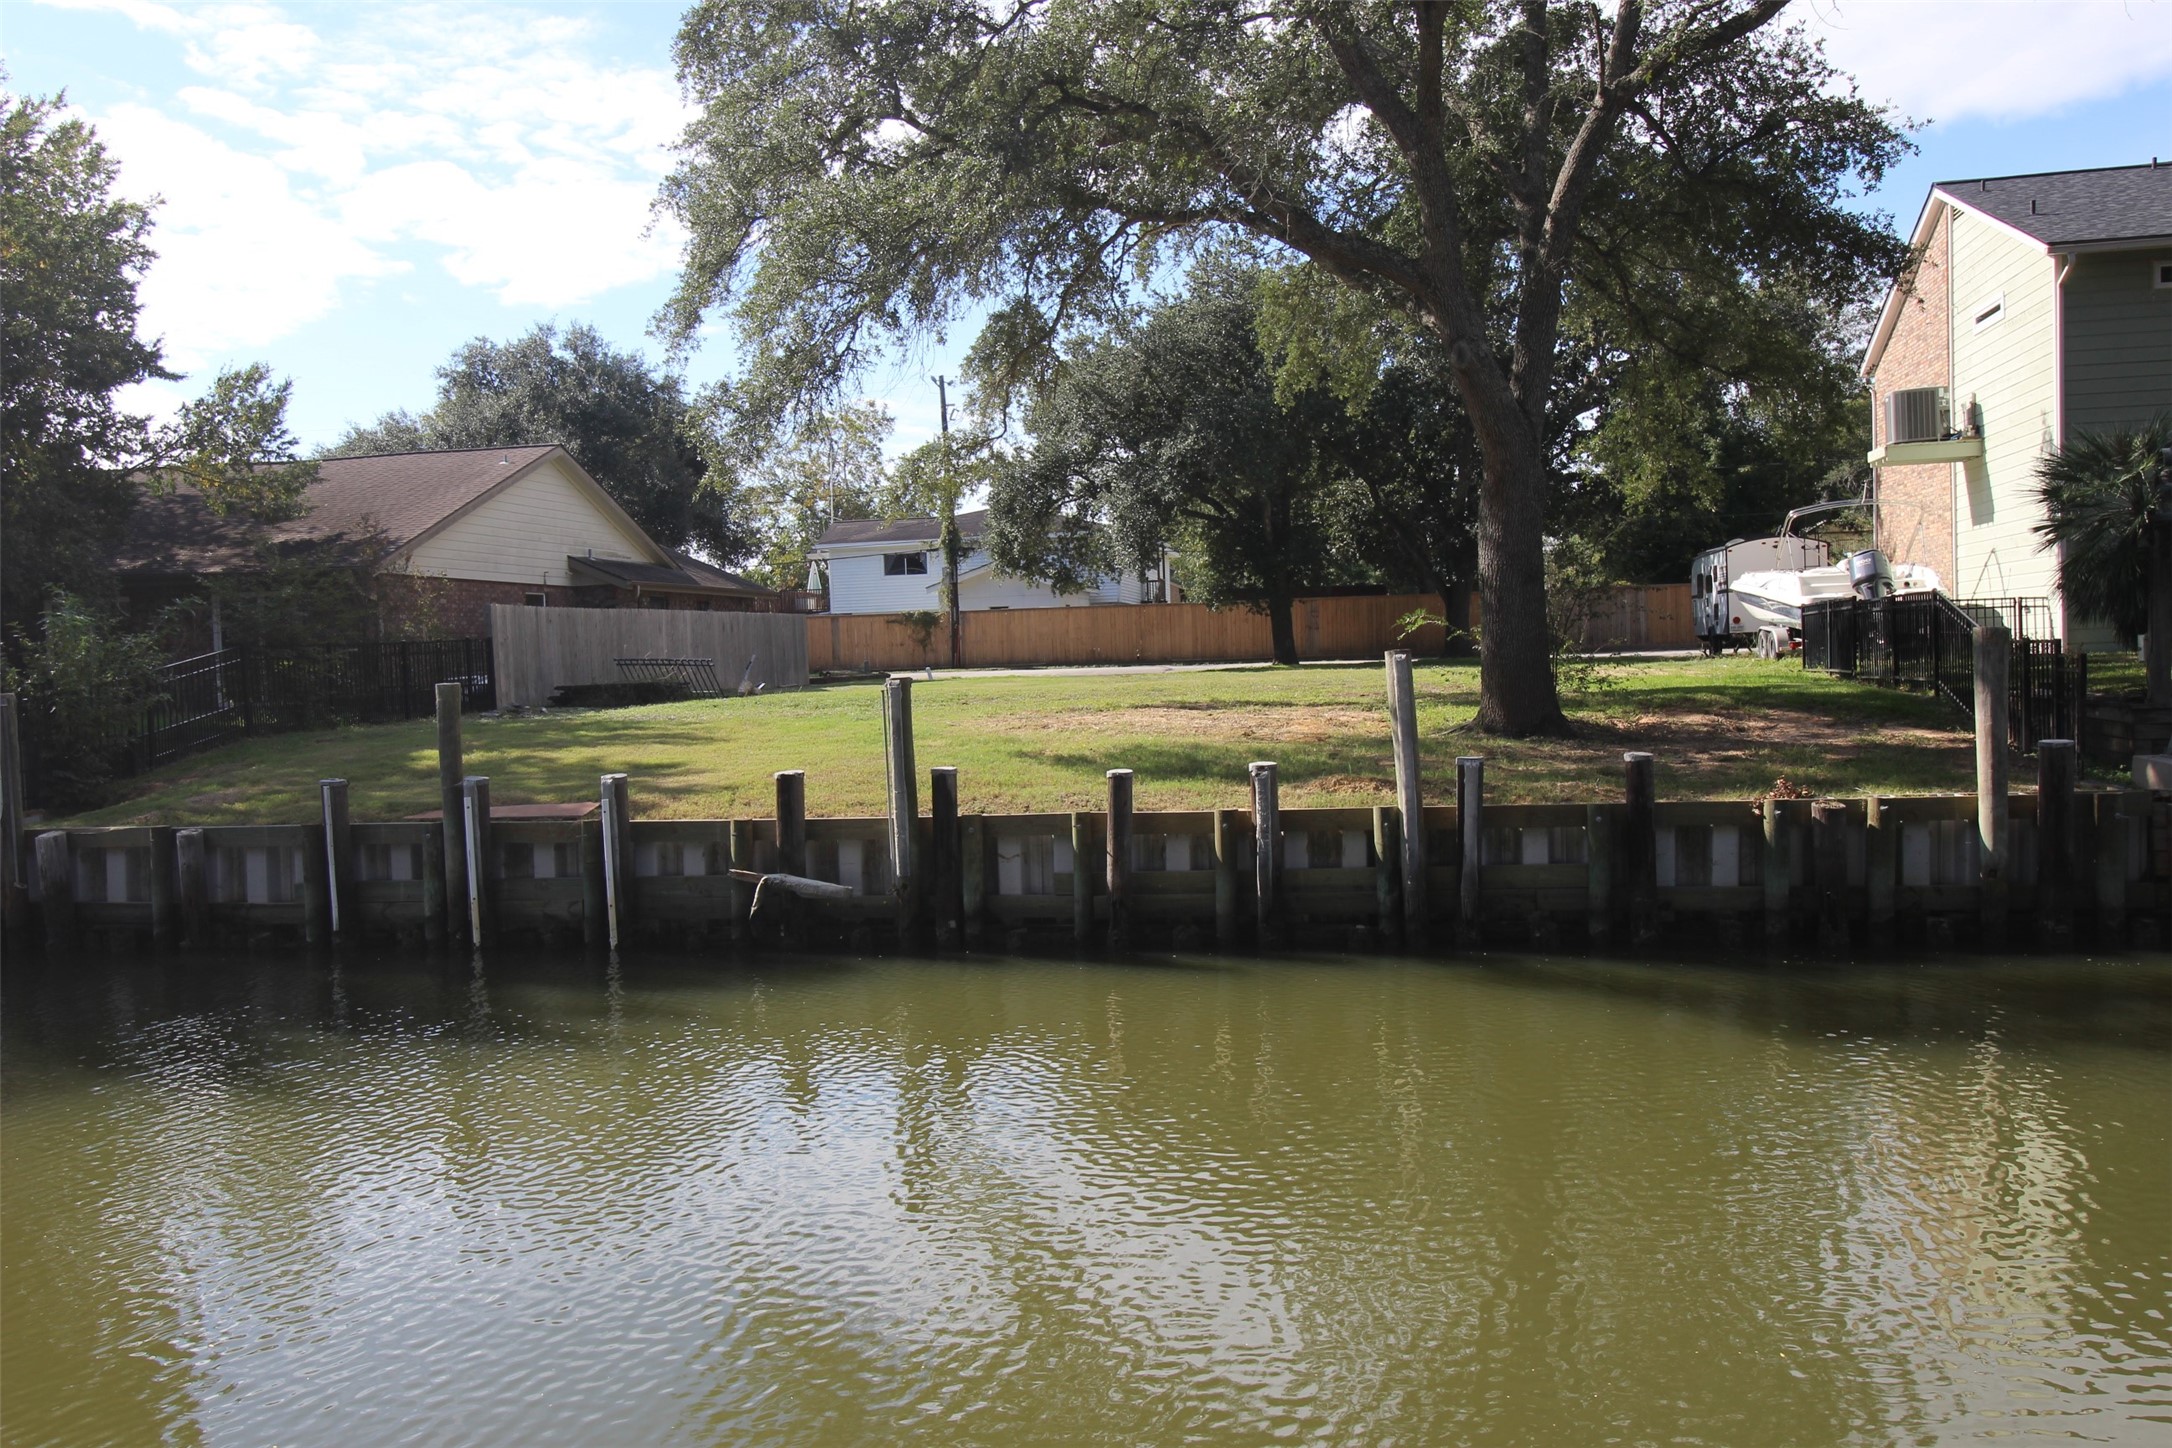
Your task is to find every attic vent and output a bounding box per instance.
[2155,259,2172,289]
[1885,386,1949,445]
[1973,293,2005,330]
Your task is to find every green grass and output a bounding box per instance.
[61,657,1983,826]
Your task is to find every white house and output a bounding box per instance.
[807,510,1166,614]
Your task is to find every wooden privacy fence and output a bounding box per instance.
[491,605,809,707]
[810,586,1696,673]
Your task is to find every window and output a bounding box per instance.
[524,592,547,607]
[883,551,929,575]
[2156,260,2172,289]
[1971,293,2005,331]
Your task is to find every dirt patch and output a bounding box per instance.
[996,705,1389,745]
[1619,709,1963,756]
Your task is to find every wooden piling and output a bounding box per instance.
[601,772,631,949]
[1623,753,1657,947]
[932,767,963,950]
[1585,804,1612,947]
[301,809,331,947]
[1762,797,1793,944]
[2036,740,2077,944]
[148,826,178,948]
[176,827,210,947]
[1069,810,1093,946]
[0,692,24,937]
[1250,761,1280,948]
[1213,807,1239,951]
[960,816,987,945]
[462,775,493,949]
[883,678,920,943]
[1865,797,1896,951]
[436,682,466,944]
[579,817,606,947]
[321,778,354,940]
[1456,756,1483,948]
[420,825,446,946]
[2093,791,2127,945]
[1372,805,1400,944]
[729,819,755,943]
[1811,799,1850,954]
[34,831,73,951]
[1974,625,2010,938]
[774,770,807,877]
[1105,769,1134,952]
[1385,652,1428,946]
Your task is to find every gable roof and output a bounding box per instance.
[112,445,669,576]
[811,509,989,551]
[1862,161,2172,379]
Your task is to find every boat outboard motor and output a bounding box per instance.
[1847,548,1897,600]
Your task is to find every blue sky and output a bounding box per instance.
[6,0,2170,458]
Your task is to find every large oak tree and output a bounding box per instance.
[659,0,1903,733]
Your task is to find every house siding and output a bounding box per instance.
[404,455,656,588]
[1949,210,2061,624]
[1872,205,1956,586]
[824,543,1144,614]
[2062,250,2172,435]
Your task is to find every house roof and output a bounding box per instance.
[1932,162,2172,249]
[567,551,775,597]
[1862,161,2172,378]
[111,445,662,576]
[811,509,988,551]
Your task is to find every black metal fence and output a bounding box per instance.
[1802,595,2086,753]
[20,638,492,807]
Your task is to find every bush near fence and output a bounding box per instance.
[809,586,1696,672]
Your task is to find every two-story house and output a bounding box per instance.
[807,510,1165,614]
[1861,162,2172,649]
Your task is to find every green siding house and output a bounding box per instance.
[1861,163,2172,649]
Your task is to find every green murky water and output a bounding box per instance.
[3,950,2167,1447]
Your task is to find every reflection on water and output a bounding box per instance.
[3,950,2167,1447]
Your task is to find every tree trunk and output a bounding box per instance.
[1468,417,1568,736]
[1268,588,1300,666]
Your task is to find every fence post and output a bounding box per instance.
[0,692,23,938]
[932,766,963,950]
[321,778,354,940]
[1250,761,1280,948]
[1373,805,1401,945]
[1811,799,1851,955]
[1070,811,1093,946]
[1213,807,1240,951]
[601,772,631,949]
[1975,625,2010,939]
[1456,756,1483,948]
[1623,753,1658,947]
[176,827,209,947]
[1105,769,1133,952]
[436,682,466,944]
[35,831,73,952]
[2036,740,2077,944]
[774,771,806,877]
[1763,797,1793,945]
[883,678,919,945]
[149,826,178,948]
[1385,652,1428,946]
[1865,798,1897,951]
[462,775,493,950]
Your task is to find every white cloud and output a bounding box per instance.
[1804,0,2172,123]
[33,0,695,362]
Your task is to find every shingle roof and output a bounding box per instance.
[1935,162,2172,247]
[567,551,775,596]
[812,509,988,549]
[112,445,564,576]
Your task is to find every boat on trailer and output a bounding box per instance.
[1691,502,1940,658]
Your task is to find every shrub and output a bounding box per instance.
[5,593,169,809]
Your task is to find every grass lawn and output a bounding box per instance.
[59,656,1985,827]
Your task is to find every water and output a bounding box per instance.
[3,949,2167,1447]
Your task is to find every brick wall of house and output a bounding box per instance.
[375,574,583,639]
[1870,206,1955,587]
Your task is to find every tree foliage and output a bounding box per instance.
[659,0,1908,732]
[2,89,311,635]
[331,322,751,561]
[733,402,895,590]
[2032,417,2168,645]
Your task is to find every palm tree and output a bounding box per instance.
[2033,416,2172,704]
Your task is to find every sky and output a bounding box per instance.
[5,0,2170,458]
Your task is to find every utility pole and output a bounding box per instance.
[935,375,962,669]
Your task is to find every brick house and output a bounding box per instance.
[114,445,776,642]
[1862,163,2172,646]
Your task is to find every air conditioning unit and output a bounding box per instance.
[1885,386,1949,445]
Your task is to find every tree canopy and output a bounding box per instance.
[660,0,1908,731]
[331,323,752,562]
[2032,418,2169,687]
